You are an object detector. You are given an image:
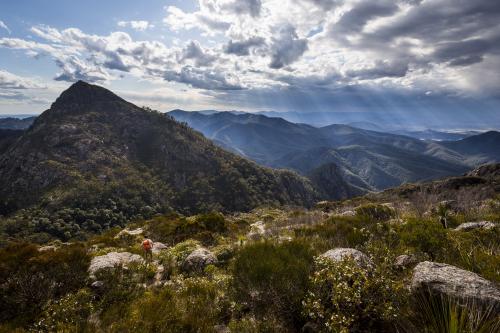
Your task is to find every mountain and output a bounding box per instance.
[0,81,317,217]
[441,131,500,165]
[0,116,36,130]
[169,110,499,192]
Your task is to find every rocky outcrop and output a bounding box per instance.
[182,248,217,273]
[320,248,373,269]
[411,261,500,306]
[114,228,144,239]
[89,251,143,277]
[454,221,496,231]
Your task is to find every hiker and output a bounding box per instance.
[142,238,154,261]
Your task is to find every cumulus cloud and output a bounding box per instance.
[117,20,153,31]
[224,37,266,56]
[0,70,45,89]
[221,0,262,17]
[164,66,243,90]
[1,0,500,107]
[269,26,308,69]
[179,41,216,66]
[0,20,11,34]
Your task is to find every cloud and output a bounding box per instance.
[224,37,266,56]
[221,0,262,17]
[0,70,46,89]
[117,20,153,31]
[302,0,342,11]
[0,20,11,34]
[328,1,399,37]
[346,60,409,80]
[269,26,308,69]
[164,5,230,36]
[54,56,111,82]
[179,40,216,66]
[164,66,243,90]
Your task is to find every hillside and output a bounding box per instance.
[0,82,317,238]
[0,116,35,130]
[169,110,499,191]
[1,164,498,332]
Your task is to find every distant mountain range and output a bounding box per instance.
[169,110,500,194]
[0,82,317,216]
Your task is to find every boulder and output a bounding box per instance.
[38,245,57,252]
[182,248,217,273]
[247,221,266,240]
[394,254,418,269]
[454,221,496,232]
[89,251,143,277]
[320,248,373,269]
[152,241,168,253]
[411,261,500,306]
[339,210,356,217]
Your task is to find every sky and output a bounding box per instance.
[0,0,500,125]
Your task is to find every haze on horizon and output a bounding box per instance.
[0,0,499,128]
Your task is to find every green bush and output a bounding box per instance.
[303,257,402,333]
[356,204,395,222]
[231,240,314,330]
[398,218,449,260]
[109,277,227,333]
[295,217,371,250]
[32,289,95,332]
[146,212,227,246]
[0,243,90,325]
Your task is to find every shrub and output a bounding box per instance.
[231,240,314,330]
[109,277,227,333]
[32,289,95,332]
[295,217,371,250]
[398,218,449,260]
[303,257,402,333]
[356,204,395,222]
[408,291,500,333]
[0,243,90,324]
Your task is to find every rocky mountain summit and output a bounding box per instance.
[0,81,317,219]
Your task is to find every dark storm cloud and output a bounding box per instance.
[269,26,308,69]
[224,37,266,56]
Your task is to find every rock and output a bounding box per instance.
[38,245,57,252]
[152,241,168,253]
[411,261,500,306]
[454,221,496,232]
[182,248,217,273]
[394,254,418,269]
[114,228,143,239]
[90,280,104,293]
[89,251,143,277]
[247,221,266,240]
[320,248,373,269]
[339,210,356,217]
